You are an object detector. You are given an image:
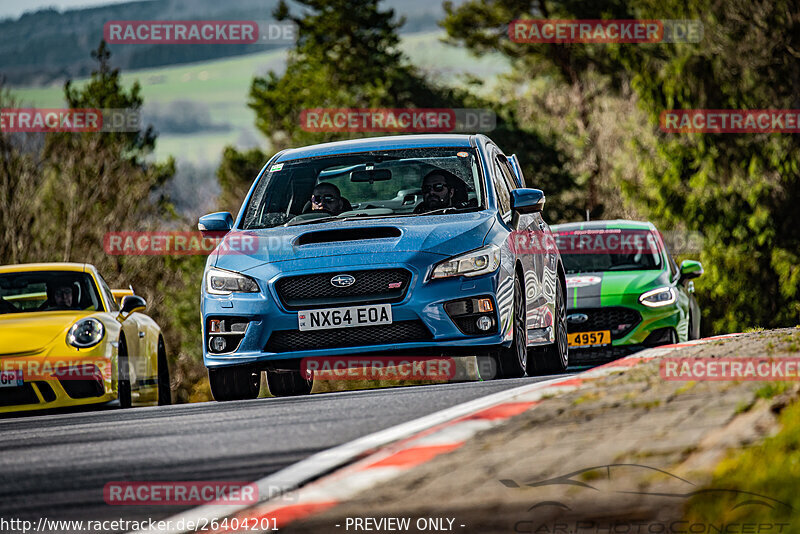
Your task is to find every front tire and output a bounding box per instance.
[208,366,261,401]
[494,275,527,379]
[157,337,171,406]
[527,277,568,375]
[266,369,313,397]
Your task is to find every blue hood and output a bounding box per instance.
[212,212,496,273]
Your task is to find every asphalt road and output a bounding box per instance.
[0,375,573,532]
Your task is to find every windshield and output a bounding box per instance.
[0,271,103,314]
[554,228,664,273]
[241,147,483,229]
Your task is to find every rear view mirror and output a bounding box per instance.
[351,169,392,182]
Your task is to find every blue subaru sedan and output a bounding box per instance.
[199,134,568,399]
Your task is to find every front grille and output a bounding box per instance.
[275,269,412,310]
[35,381,56,403]
[0,383,40,407]
[265,320,431,353]
[61,376,105,399]
[569,344,643,366]
[567,307,642,339]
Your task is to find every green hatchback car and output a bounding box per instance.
[550,220,703,365]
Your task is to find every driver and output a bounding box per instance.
[310,182,345,215]
[50,283,75,309]
[416,171,455,213]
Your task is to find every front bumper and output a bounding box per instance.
[0,350,115,414]
[201,259,524,369]
[566,297,683,364]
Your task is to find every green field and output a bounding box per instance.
[10,31,508,166]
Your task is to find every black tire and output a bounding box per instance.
[494,275,527,379]
[208,366,261,401]
[157,337,171,406]
[266,368,313,397]
[688,311,698,341]
[527,277,568,375]
[116,335,132,409]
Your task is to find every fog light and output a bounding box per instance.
[477,298,494,312]
[210,336,227,352]
[476,316,494,331]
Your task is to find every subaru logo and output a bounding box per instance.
[566,313,589,324]
[330,274,355,288]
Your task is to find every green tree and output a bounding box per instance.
[609,0,800,331]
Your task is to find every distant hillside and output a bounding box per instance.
[1,0,461,86]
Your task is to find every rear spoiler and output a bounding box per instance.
[111,286,134,305]
[508,154,526,188]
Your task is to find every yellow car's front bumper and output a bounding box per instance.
[0,352,116,414]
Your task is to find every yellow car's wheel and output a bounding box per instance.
[157,337,171,406]
[117,335,132,408]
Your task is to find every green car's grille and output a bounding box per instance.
[566,306,641,339]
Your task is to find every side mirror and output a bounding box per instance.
[120,295,146,315]
[198,212,233,234]
[511,188,545,214]
[679,260,703,281]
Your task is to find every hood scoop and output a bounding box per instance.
[295,226,401,246]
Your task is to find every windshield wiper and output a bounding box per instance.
[418,206,477,216]
[285,213,376,227]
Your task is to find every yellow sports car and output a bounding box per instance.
[0,263,170,413]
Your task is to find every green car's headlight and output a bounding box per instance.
[66,318,105,348]
[431,245,501,280]
[206,268,260,295]
[639,286,676,307]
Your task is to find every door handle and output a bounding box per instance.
[538,221,545,231]
[138,331,145,338]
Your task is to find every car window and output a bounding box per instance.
[96,273,119,312]
[497,156,518,192]
[554,229,664,273]
[492,159,512,214]
[241,147,484,229]
[0,271,103,314]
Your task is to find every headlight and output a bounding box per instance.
[66,318,105,348]
[206,267,260,295]
[639,287,676,307]
[431,245,501,280]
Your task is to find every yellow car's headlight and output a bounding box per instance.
[66,318,105,348]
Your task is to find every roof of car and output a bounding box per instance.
[274,134,476,162]
[551,219,656,231]
[0,262,91,274]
